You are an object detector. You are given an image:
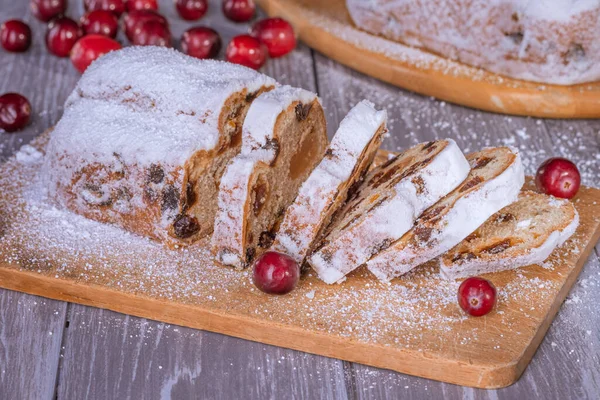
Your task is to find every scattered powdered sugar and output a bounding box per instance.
[0,138,594,357]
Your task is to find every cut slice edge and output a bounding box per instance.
[309,139,470,284]
[366,146,525,282]
[439,190,579,280]
[271,100,388,264]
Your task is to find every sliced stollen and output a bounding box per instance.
[271,100,387,264]
[439,191,579,280]
[309,139,470,284]
[367,147,525,282]
[211,86,328,269]
[44,47,276,247]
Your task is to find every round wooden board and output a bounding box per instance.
[256,0,600,119]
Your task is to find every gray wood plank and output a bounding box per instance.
[0,291,67,400]
[57,305,348,400]
[0,2,72,399]
[313,53,600,399]
[52,2,349,399]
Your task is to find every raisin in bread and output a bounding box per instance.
[367,147,525,282]
[346,0,600,85]
[309,139,470,284]
[440,191,579,280]
[271,100,387,264]
[211,86,328,269]
[44,47,276,247]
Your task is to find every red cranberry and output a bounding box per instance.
[175,0,208,21]
[458,277,496,317]
[81,10,119,38]
[535,158,581,199]
[30,0,67,22]
[0,93,32,133]
[181,27,221,59]
[126,0,158,11]
[1,20,32,53]
[132,19,171,47]
[252,251,299,295]
[226,34,267,70]
[84,0,126,16]
[123,10,168,41]
[70,35,121,73]
[222,0,255,23]
[250,18,295,58]
[45,17,83,58]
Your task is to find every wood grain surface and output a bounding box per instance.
[256,0,600,119]
[0,0,599,399]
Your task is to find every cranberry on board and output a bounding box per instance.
[175,0,208,21]
[84,0,126,16]
[1,20,32,53]
[226,34,267,70]
[30,0,67,22]
[45,17,83,57]
[131,19,171,47]
[222,0,255,23]
[181,27,221,59]
[123,10,168,41]
[70,34,121,73]
[0,93,32,133]
[250,17,296,58]
[252,251,300,295]
[457,277,497,317]
[81,10,119,38]
[126,0,158,11]
[535,157,581,199]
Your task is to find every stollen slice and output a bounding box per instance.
[309,139,470,284]
[367,146,525,282]
[211,86,328,269]
[439,191,579,280]
[271,100,387,264]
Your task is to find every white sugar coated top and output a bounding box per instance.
[272,100,387,262]
[53,46,276,167]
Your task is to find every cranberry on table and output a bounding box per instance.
[252,251,300,295]
[1,20,32,53]
[175,0,208,21]
[81,10,119,38]
[250,17,296,58]
[457,277,497,317]
[535,158,581,199]
[181,27,221,59]
[126,0,158,11]
[45,17,83,58]
[123,10,168,41]
[84,0,126,16]
[132,19,171,47]
[222,0,255,23]
[70,34,121,73]
[0,93,32,133]
[30,0,67,22]
[226,34,267,70]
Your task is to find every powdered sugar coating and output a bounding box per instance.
[439,197,580,280]
[211,86,319,267]
[346,0,600,85]
[310,139,470,284]
[272,100,387,263]
[368,148,525,281]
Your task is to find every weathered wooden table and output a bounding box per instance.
[1,1,599,399]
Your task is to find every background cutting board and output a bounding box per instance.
[0,138,599,389]
[256,0,600,119]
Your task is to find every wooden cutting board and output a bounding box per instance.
[255,0,600,119]
[0,136,599,389]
